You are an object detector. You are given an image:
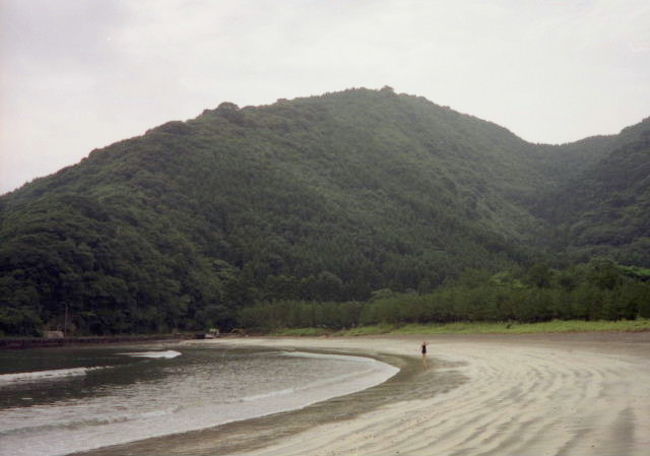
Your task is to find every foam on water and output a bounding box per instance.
[119,350,182,359]
[0,366,110,386]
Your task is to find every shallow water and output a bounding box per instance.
[0,344,398,456]
[75,345,467,456]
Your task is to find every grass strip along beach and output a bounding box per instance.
[74,327,650,456]
[272,318,650,336]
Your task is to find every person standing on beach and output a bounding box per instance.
[421,341,428,367]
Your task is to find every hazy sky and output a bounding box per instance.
[1,0,649,194]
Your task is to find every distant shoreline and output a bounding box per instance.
[5,318,648,350]
[0,334,190,350]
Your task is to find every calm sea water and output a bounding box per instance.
[0,344,397,456]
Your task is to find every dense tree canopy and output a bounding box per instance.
[535,119,650,264]
[1,88,648,335]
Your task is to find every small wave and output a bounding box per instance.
[120,350,182,359]
[0,366,109,386]
[238,352,399,404]
[282,351,381,365]
[240,387,296,402]
[0,405,182,437]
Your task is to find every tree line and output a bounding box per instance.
[238,260,650,331]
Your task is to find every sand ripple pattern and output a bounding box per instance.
[238,337,650,456]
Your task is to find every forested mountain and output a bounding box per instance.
[1,87,647,335]
[536,118,650,264]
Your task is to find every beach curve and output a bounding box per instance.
[223,333,650,456]
[74,332,650,456]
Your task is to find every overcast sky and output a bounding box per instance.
[1,0,649,194]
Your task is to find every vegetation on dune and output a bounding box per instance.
[0,88,648,336]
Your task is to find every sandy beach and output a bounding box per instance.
[77,332,650,456]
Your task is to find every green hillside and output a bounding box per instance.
[537,118,650,264]
[0,88,647,335]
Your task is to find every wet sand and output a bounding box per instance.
[77,332,650,456]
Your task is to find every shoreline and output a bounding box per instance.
[75,332,650,456]
[74,343,453,456]
[0,334,192,350]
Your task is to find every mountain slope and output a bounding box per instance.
[537,118,650,264]
[0,87,647,336]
